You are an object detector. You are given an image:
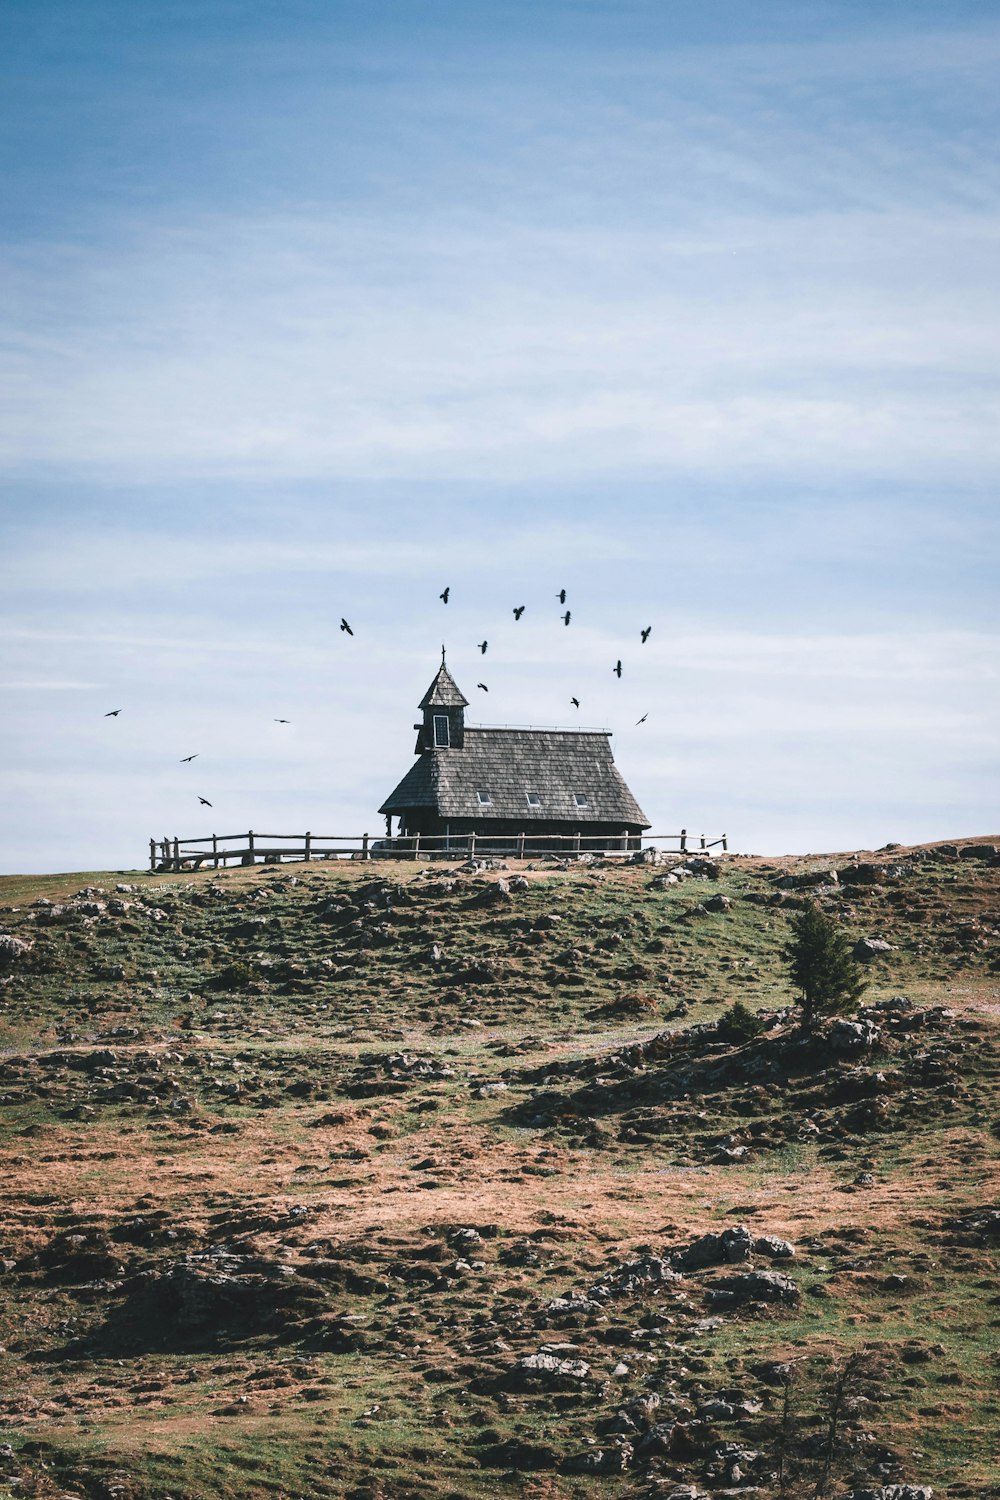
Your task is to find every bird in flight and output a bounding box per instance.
[274,718,290,724]
[613,660,622,678]
[512,605,525,620]
[641,626,652,643]
[179,754,198,762]
[477,682,489,692]
[104,709,121,717]
[570,696,580,709]
[562,610,571,626]
[440,587,450,604]
[340,618,353,635]
[198,796,213,807]
[557,588,567,604]
[477,640,488,654]
[635,713,648,725]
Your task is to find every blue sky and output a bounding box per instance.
[1,0,998,871]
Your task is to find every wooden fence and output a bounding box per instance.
[148,829,727,872]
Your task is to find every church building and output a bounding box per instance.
[378,655,650,852]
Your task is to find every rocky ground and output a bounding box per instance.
[0,838,998,1500]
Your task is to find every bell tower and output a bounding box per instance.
[414,648,468,752]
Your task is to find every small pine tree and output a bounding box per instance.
[719,998,766,1042]
[784,904,868,1030]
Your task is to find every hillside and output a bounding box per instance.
[1,839,998,1500]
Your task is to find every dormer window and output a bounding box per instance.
[525,791,541,808]
[574,792,590,808]
[433,714,450,747]
[477,789,492,805]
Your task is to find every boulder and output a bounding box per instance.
[704,1270,800,1305]
[959,843,997,861]
[514,1351,591,1384]
[590,1256,681,1298]
[0,935,32,969]
[562,1443,633,1473]
[850,1489,932,1500]
[753,1234,795,1260]
[853,937,894,962]
[475,880,511,906]
[830,1018,883,1051]
[675,1224,755,1269]
[633,1422,679,1461]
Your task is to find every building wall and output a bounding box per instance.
[395,811,642,850]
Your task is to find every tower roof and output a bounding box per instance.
[418,656,469,710]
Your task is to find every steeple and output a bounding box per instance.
[414,650,467,752]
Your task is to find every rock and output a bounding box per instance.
[753,1234,795,1260]
[508,875,530,892]
[633,1422,679,1460]
[704,1270,800,1305]
[830,1018,883,1051]
[0,934,32,968]
[838,863,884,885]
[476,880,511,906]
[704,894,732,913]
[675,1225,755,1269]
[563,1443,633,1473]
[546,1296,602,1314]
[698,1394,762,1421]
[514,1351,591,1383]
[590,1256,682,1298]
[777,868,839,889]
[854,1171,875,1186]
[958,844,996,861]
[849,1489,933,1500]
[853,937,895,962]
[750,1360,793,1385]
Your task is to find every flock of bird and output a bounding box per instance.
[103,586,654,810]
[431,586,652,713]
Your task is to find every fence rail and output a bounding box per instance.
[147,828,728,872]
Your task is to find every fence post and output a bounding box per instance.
[172,836,180,869]
[303,831,312,863]
[469,832,477,861]
[248,829,255,859]
[362,832,369,861]
[413,833,421,861]
[149,838,156,873]
[517,832,525,860]
[680,828,687,853]
[573,832,581,857]
[700,834,706,850]
[212,833,218,868]
[722,835,728,851]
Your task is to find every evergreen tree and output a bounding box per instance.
[784,904,868,1030]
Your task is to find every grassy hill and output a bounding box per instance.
[0,839,998,1500]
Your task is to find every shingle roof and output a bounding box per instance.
[379,728,649,827]
[418,662,469,709]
